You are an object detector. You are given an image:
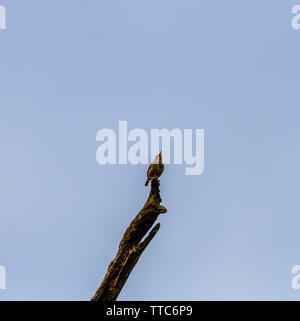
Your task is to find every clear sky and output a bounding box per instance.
[1,0,300,300]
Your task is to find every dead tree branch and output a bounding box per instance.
[91,179,167,302]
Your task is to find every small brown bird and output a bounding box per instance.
[145,152,164,186]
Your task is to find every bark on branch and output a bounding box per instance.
[91,179,167,302]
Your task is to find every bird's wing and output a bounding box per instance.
[147,165,155,178]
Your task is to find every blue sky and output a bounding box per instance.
[0,0,300,300]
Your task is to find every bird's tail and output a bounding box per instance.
[145,179,150,186]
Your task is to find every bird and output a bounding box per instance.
[145,152,164,186]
